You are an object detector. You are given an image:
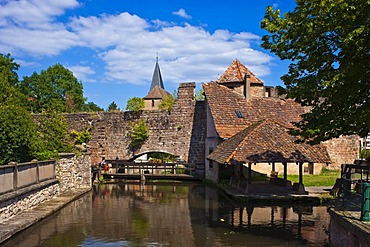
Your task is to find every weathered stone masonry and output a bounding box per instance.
[64,82,206,167]
[0,154,91,222]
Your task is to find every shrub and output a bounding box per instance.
[130,119,148,148]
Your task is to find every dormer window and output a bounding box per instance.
[235,110,243,118]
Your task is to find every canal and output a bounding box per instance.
[3,182,329,246]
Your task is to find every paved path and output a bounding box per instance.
[0,188,90,244]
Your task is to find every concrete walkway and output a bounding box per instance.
[0,188,91,244]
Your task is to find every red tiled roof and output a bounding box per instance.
[208,119,331,164]
[217,59,264,85]
[203,82,305,138]
[143,85,171,99]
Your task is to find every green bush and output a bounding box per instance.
[0,105,40,164]
[130,119,148,148]
[70,129,91,145]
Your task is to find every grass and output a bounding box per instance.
[279,169,341,187]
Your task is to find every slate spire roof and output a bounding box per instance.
[150,56,164,91]
[217,58,264,85]
[207,119,331,164]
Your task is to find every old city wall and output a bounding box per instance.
[64,83,206,166]
[323,135,359,169]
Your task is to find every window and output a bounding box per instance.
[235,110,243,118]
[151,100,155,107]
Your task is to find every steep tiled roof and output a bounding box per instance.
[203,82,305,138]
[208,119,331,164]
[217,59,264,85]
[143,85,171,99]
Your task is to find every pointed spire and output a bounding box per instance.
[150,55,164,92]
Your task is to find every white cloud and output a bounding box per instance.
[172,8,192,19]
[0,2,274,86]
[68,65,96,83]
[0,0,79,28]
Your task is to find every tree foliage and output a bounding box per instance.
[126,97,144,112]
[85,101,104,112]
[35,112,73,154]
[107,101,120,111]
[159,94,175,112]
[261,0,370,144]
[195,89,205,101]
[20,64,86,113]
[130,119,149,148]
[0,105,40,164]
[0,54,90,164]
[0,54,24,106]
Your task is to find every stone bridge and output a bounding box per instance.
[64,83,206,166]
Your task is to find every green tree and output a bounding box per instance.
[159,94,175,112]
[126,97,144,112]
[195,89,205,101]
[20,64,86,113]
[261,0,370,144]
[108,101,120,111]
[85,101,104,112]
[0,54,25,106]
[34,112,73,159]
[130,119,149,148]
[0,105,40,164]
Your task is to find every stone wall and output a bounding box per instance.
[323,135,359,169]
[57,153,92,191]
[328,208,370,247]
[63,82,206,166]
[0,154,91,222]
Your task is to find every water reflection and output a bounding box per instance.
[3,182,328,247]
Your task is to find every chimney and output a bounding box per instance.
[244,73,251,100]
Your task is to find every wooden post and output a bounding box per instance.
[299,162,303,184]
[272,162,275,172]
[283,162,287,180]
[248,162,252,184]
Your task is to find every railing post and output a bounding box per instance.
[342,173,351,200]
[361,182,370,221]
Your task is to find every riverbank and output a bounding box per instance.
[0,187,91,244]
[208,180,335,205]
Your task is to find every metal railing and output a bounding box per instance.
[340,163,370,221]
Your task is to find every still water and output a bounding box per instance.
[3,182,329,247]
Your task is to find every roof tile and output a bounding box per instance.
[217,59,264,85]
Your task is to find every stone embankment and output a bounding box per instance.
[0,153,91,244]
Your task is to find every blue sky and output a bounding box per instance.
[0,0,296,109]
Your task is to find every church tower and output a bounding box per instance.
[143,56,171,110]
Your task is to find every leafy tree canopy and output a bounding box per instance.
[159,93,175,112]
[0,54,25,106]
[85,101,104,112]
[130,119,148,148]
[108,101,120,111]
[126,97,144,112]
[20,64,86,113]
[261,0,370,144]
[0,105,40,164]
[195,89,205,101]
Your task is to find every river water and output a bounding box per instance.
[3,182,329,247]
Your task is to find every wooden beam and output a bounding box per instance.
[283,162,287,180]
[299,162,303,184]
[248,162,252,184]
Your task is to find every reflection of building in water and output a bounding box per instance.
[228,205,329,243]
[92,183,195,247]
